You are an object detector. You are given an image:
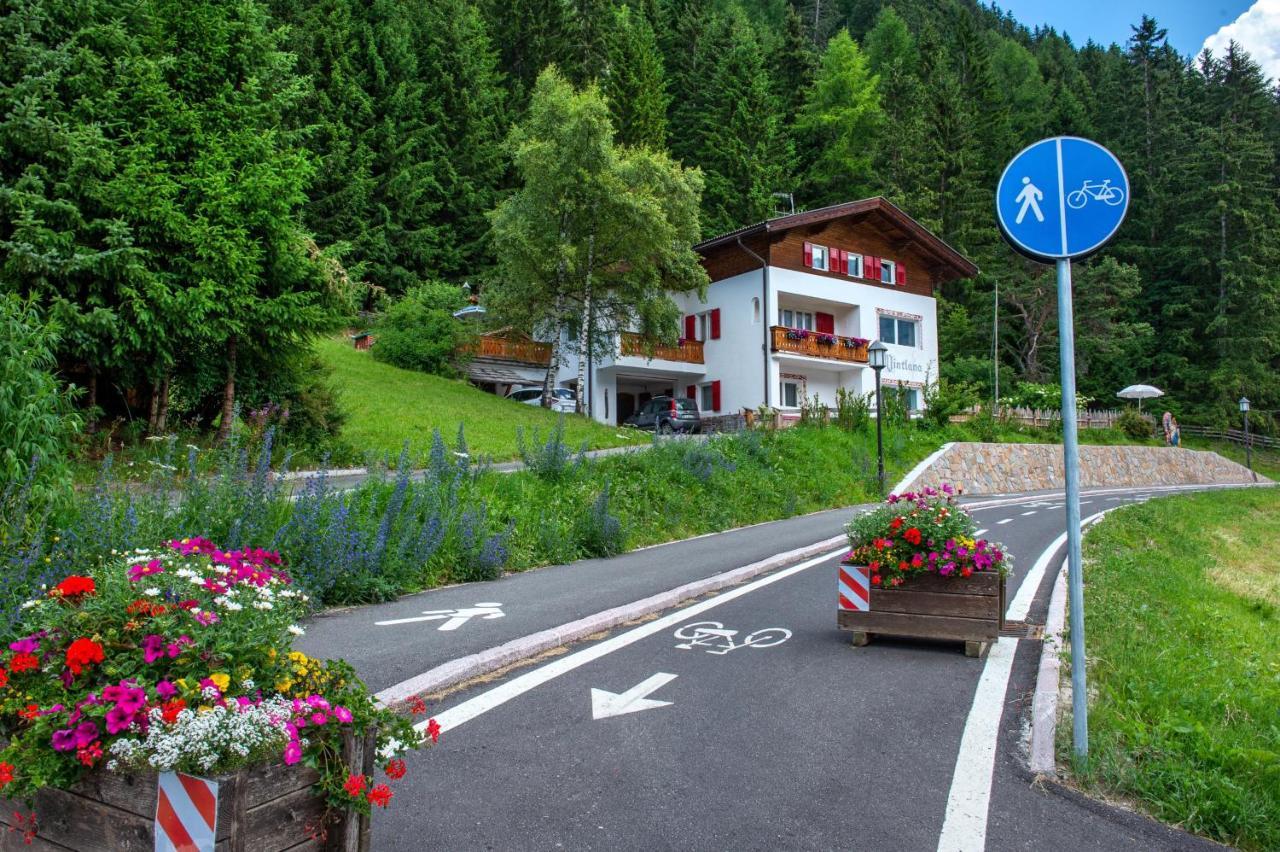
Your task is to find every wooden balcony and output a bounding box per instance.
[465,335,552,365]
[619,332,705,364]
[770,326,869,364]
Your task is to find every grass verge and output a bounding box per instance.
[315,336,646,459]
[1065,487,1280,850]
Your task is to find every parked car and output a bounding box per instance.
[506,386,577,414]
[625,395,701,434]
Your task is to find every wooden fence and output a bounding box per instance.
[1178,424,1280,450]
[951,406,1133,430]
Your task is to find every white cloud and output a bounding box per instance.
[1202,0,1280,82]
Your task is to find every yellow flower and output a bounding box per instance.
[275,677,294,693]
[198,705,213,713]
[208,673,230,691]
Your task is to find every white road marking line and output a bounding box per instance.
[1079,500,1093,505]
[419,547,847,735]
[973,529,988,537]
[1005,510,1106,622]
[997,518,1013,525]
[590,672,678,720]
[938,505,1113,851]
[936,636,1019,852]
[1021,510,1037,516]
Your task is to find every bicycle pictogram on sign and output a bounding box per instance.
[672,621,791,655]
[1066,179,1124,210]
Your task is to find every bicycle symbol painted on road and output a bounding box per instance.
[1066,179,1124,210]
[672,621,791,655]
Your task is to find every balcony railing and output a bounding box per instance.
[465,336,552,365]
[619,332,705,364]
[770,326,869,364]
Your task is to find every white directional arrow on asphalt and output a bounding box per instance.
[590,673,678,720]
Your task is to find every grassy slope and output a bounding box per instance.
[316,337,646,460]
[1069,488,1280,851]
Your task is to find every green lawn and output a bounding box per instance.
[1067,488,1280,851]
[316,336,647,461]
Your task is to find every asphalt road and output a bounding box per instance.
[358,487,1225,851]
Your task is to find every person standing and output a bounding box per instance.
[1170,416,1181,447]
[1162,410,1173,445]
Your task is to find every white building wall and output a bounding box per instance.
[673,269,765,417]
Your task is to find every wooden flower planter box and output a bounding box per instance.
[0,733,373,852]
[838,568,1006,657]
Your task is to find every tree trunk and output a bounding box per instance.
[156,375,171,434]
[215,337,237,445]
[147,378,161,435]
[576,293,589,415]
[86,372,98,432]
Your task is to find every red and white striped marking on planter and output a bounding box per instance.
[837,564,870,612]
[155,771,218,852]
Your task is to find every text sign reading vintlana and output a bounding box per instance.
[996,136,1130,260]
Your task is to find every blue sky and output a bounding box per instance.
[991,1,1252,56]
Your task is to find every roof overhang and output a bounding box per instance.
[694,197,979,282]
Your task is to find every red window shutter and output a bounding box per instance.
[868,256,880,281]
[803,241,813,267]
[835,249,846,274]
[686,384,696,400]
[816,312,834,334]
[710,308,721,340]
[898,264,907,287]
[684,315,696,340]
[711,380,721,412]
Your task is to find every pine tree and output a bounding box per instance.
[605,5,669,148]
[770,5,818,126]
[794,29,884,206]
[691,14,793,234]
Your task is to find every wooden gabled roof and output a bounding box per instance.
[695,197,979,281]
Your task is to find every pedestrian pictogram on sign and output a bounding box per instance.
[155,771,218,852]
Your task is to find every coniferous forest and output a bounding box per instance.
[3,0,1278,442]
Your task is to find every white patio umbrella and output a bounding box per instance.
[1116,384,1164,412]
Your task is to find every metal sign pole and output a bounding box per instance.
[1056,257,1088,763]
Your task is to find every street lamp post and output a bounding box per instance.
[1240,397,1255,482]
[869,341,888,496]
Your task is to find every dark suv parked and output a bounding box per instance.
[625,396,701,434]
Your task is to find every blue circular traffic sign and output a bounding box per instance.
[995,136,1129,260]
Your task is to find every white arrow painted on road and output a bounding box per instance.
[590,673,677,720]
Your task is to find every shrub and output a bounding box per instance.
[1116,408,1154,441]
[575,481,625,557]
[799,394,829,426]
[0,296,81,501]
[922,376,979,429]
[371,283,473,376]
[517,417,587,482]
[835,387,870,431]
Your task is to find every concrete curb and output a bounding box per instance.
[1029,561,1069,774]
[374,534,847,709]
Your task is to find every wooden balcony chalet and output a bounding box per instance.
[619,332,705,364]
[770,326,869,364]
[465,335,552,366]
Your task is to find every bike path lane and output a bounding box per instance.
[369,492,1214,850]
[296,486,1182,697]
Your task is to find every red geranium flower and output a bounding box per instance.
[871,574,882,586]
[366,784,393,808]
[903,527,922,546]
[0,667,8,688]
[408,696,427,716]
[160,699,187,724]
[889,517,904,531]
[384,759,407,780]
[425,719,441,744]
[65,638,105,676]
[17,704,39,720]
[9,654,39,674]
[0,762,14,788]
[53,576,95,598]
[343,774,367,798]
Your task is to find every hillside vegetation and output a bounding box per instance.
[316,337,645,460]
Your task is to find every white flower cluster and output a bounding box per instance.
[107,698,295,774]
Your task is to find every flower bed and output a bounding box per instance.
[839,487,1012,656]
[0,538,431,848]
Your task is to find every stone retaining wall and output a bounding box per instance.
[905,443,1266,495]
